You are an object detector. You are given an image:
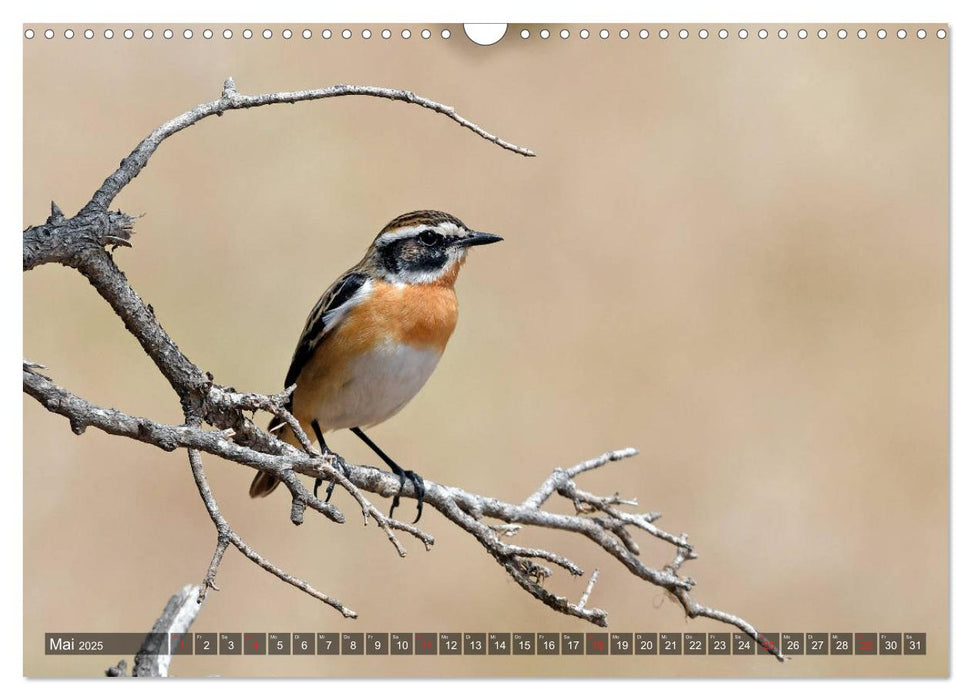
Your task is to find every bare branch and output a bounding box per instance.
[23,205,136,271]
[25,355,783,658]
[84,77,535,215]
[23,362,342,524]
[24,78,783,662]
[523,448,639,509]
[72,247,211,404]
[24,79,534,403]
[674,588,783,659]
[201,535,229,600]
[208,384,315,455]
[108,584,204,677]
[501,545,583,576]
[187,446,356,618]
[132,584,203,677]
[562,482,687,548]
[578,569,600,610]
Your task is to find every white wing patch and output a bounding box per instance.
[307,278,373,347]
[285,276,374,389]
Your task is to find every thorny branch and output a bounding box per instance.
[23,78,784,664]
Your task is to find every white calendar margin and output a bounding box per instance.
[2,1,965,698]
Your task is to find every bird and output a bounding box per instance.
[249,210,502,523]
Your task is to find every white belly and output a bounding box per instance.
[315,342,442,430]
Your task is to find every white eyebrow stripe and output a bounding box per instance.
[375,226,425,245]
[375,221,464,246]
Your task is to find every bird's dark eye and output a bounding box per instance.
[418,229,443,246]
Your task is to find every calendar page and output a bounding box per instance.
[22,21,948,678]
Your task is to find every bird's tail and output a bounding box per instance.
[249,412,295,498]
[249,469,280,498]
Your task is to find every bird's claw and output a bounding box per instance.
[314,450,349,503]
[388,469,425,523]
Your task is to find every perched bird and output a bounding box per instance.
[249,210,502,522]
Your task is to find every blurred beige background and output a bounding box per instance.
[23,23,948,677]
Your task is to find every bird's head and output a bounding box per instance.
[367,210,502,286]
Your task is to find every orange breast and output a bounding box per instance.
[339,279,459,353]
[290,278,459,429]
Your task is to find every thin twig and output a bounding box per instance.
[187,446,356,618]
[26,363,784,657]
[522,448,639,509]
[578,569,600,609]
[83,78,534,215]
[23,77,783,662]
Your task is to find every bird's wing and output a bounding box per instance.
[283,271,371,390]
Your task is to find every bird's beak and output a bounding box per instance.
[457,231,504,248]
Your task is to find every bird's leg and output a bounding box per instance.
[350,427,425,523]
[311,419,347,502]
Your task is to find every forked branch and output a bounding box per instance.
[23,78,784,665]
